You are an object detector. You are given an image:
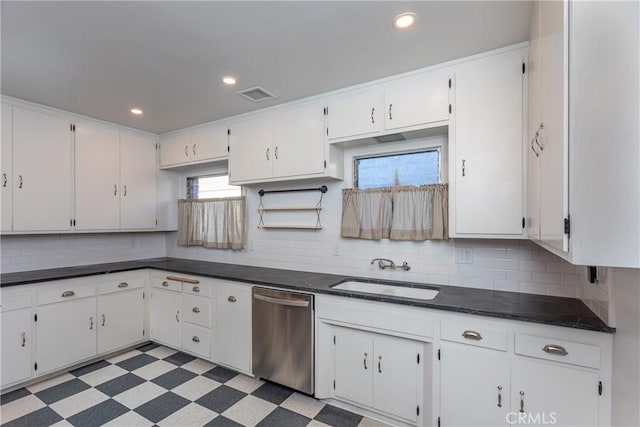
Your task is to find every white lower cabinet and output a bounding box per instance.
[1,308,33,388]
[215,281,251,373]
[150,286,182,349]
[97,288,145,354]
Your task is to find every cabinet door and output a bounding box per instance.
[159,133,191,168]
[385,72,449,131]
[75,120,120,230]
[12,107,72,231]
[216,284,251,373]
[511,358,599,426]
[120,132,157,229]
[98,289,145,354]
[36,298,97,374]
[1,104,12,232]
[452,52,524,235]
[440,341,510,426]
[334,327,373,407]
[527,1,542,241]
[272,101,325,178]
[190,125,228,163]
[150,288,182,349]
[228,115,272,184]
[373,334,422,423]
[539,0,569,252]
[327,89,384,140]
[1,309,33,387]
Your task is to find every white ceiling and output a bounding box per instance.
[1,1,532,134]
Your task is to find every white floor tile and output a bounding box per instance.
[78,364,128,387]
[223,395,277,427]
[103,410,154,426]
[50,388,109,418]
[106,349,142,364]
[51,420,74,426]
[145,346,178,360]
[0,395,46,423]
[112,381,166,409]
[225,374,264,394]
[26,373,75,393]
[181,358,217,375]
[157,402,218,427]
[307,420,332,427]
[281,392,326,419]
[359,416,392,427]
[132,359,176,380]
[172,376,221,401]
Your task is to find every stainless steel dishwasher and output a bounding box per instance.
[252,287,314,394]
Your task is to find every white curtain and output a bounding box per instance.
[341,184,448,241]
[178,197,245,249]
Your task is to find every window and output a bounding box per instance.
[187,175,241,199]
[354,149,440,189]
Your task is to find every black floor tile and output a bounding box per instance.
[134,392,190,423]
[95,373,146,397]
[70,360,111,377]
[204,415,244,427]
[251,381,295,405]
[151,367,197,390]
[67,398,129,426]
[202,366,238,383]
[34,378,91,405]
[195,385,246,414]
[164,351,196,366]
[136,342,161,352]
[0,388,31,405]
[256,407,311,427]
[115,353,158,372]
[315,404,364,427]
[3,406,63,427]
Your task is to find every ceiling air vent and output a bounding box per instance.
[236,86,277,103]
[375,133,406,143]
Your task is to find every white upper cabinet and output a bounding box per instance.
[120,132,157,229]
[160,124,228,169]
[228,114,273,183]
[1,104,13,232]
[12,106,72,232]
[327,87,385,140]
[449,49,526,238]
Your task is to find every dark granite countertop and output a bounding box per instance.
[1,257,614,333]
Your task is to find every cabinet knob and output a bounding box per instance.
[61,290,76,298]
[228,296,237,303]
[462,330,482,340]
[162,281,169,287]
[192,336,200,343]
[192,286,200,293]
[192,306,200,313]
[118,282,129,288]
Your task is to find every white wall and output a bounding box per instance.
[0,233,166,273]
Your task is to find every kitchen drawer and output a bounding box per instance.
[183,280,210,298]
[99,276,145,295]
[515,333,600,369]
[37,281,96,305]
[182,323,211,359]
[152,278,182,292]
[0,293,32,312]
[441,321,508,351]
[183,294,211,327]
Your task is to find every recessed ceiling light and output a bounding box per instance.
[222,76,237,85]
[130,108,143,115]
[393,12,417,30]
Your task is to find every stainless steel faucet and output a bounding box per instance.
[371,258,411,271]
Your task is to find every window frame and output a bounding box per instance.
[353,147,441,189]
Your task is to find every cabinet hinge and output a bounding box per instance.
[227,129,231,136]
[156,144,158,150]
[143,291,145,299]
[448,78,451,89]
[564,216,571,237]
[324,107,328,115]
[70,124,76,132]
[227,145,230,153]
[417,406,420,416]
[326,127,329,136]
[333,380,336,390]
[438,416,441,427]
[333,335,336,345]
[34,362,38,371]
[143,329,145,336]
[417,353,420,364]
[73,219,76,226]
[324,160,327,169]
[598,381,603,396]
[522,217,526,229]
[70,219,73,227]
[438,349,441,360]
[522,62,526,74]
[155,219,158,226]
[448,104,452,114]
[34,313,37,322]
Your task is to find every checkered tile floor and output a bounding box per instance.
[0,343,389,427]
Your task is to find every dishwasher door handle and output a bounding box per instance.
[254,293,310,308]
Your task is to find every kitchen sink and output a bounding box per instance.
[332,281,439,300]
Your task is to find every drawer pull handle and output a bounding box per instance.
[542,344,568,356]
[363,352,368,370]
[497,385,502,407]
[89,316,94,330]
[166,276,200,285]
[519,391,525,413]
[378,355,382,373]
[118,282,129,288]
[21,332,26,347]
[61,290,76,298]
[162,281,170,287]
[462,330,483,340]
[192,286,200,293]
[228,296,237,303]
[192,336,200,343]
[192,307,200,313]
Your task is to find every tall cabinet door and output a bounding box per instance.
[527,1,542,241]
[228,115,272,184]
[12,107,72,231]
[452,51,525,236]
[539,0,569,252]
[272,101,325,178]
[120,132,157,229]
[75,120,120,230]
[1,104,12,232]
[440,341,510,426]
[150,289,182,349]
[334,327,373,407]
[216,283,252,373]
[1,309,33,387]
[98,289,145,354]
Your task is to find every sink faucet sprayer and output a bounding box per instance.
[371,258,410,271]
